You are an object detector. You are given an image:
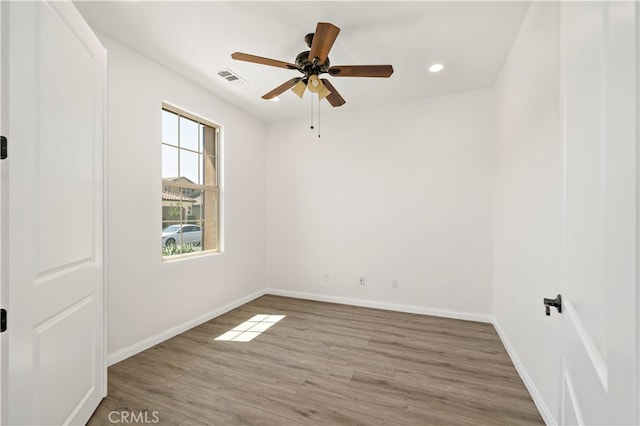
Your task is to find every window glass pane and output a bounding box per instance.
[180,187,201,217]
[162,110,178,146]
[179,187,193,198]
[178,188,196,219]
[162,189,183,223]
[180,150,199,184]
[189,194,202,222]
[181,224,201,244]
[180,116,199,152]
[162,145,178,179]
[162,198,184,247]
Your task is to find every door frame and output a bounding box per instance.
[637,3,640,419]
[636,2,640,417]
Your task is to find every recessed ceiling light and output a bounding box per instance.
[269,96,280,102]
[429,63,444,73]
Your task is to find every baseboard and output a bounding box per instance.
[107,286,492,365]
[492,318,556,425]
[264,288,493,323]
[106,288,267,366]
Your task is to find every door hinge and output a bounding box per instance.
[0,309,6,332]
[1,136,6,159]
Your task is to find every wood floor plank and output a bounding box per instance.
[88,295,543,425]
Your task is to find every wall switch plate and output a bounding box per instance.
[359,276,365,285]
[392,279,399,288]
[323,273,329,282]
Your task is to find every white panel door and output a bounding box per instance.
[0,0,7,423]
[1,1,106,424]
[560,2,638,424]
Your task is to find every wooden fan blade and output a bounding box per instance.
[232,52,297,70]
[262,78,302,100]
[328,65,394,78]
[308,23,340,66]
[320,79,346,107]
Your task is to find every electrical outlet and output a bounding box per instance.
[359,276,365,285]
[323,273,329,282]
[392,279,399,289]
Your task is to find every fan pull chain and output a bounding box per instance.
[317,97,321,139]
[310,94,314,130]
[308,95,321,138]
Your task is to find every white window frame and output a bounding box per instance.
[161,103,221,258]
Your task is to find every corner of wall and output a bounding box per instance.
[492,317,557,425]
[492,2,561,425]
[107,288,267,366]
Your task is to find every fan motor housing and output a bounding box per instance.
[295,51,330,74]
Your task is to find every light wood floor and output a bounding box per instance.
[88,295,543,425]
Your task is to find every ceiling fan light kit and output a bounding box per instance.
[317,83,331,100]
[231,22,394,108]
[307,75,322,93]
[291,80,307,99]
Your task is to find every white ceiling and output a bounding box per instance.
[75,1,531,122]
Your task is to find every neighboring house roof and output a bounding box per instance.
[163,176,196,184]
[162,191,197,203]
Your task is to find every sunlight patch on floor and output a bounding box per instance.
[215,314,286,342]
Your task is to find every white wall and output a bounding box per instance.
[101,35,266,360]
[266,91,494,319]
[493,3,561,424]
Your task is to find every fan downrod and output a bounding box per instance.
[304,33,314,48]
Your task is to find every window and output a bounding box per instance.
[162,106,220,257]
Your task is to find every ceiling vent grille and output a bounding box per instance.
[217,68,248,85]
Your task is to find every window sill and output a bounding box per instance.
[161,249,222,263]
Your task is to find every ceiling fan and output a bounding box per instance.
[231,22,394,107]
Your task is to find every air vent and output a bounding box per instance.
[217,68,248,85]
